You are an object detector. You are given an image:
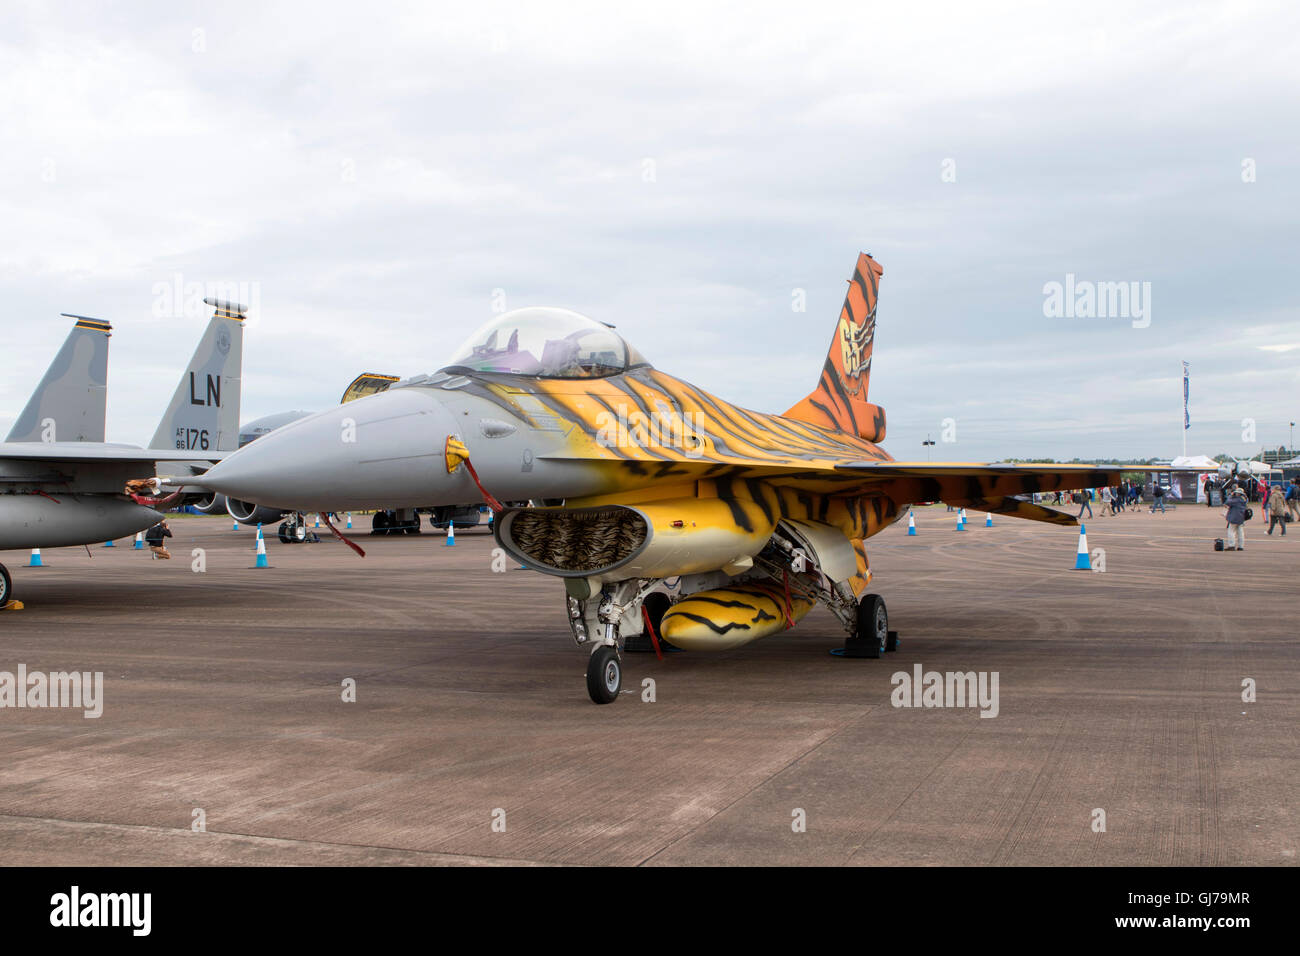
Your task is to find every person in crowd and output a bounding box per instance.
[1151,481,1166,514]
[1223,489,1249,551]
[1099,485,1111,516]
[1077,488,1093,519]
[1266,483,1287,536]
[1286,480,1300,522]
[145,519,172,559]
[1203,475,1215,507]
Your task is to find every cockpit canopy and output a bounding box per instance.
[443,307,648,379]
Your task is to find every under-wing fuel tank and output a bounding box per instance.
[0,494,161,550]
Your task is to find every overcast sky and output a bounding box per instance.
[2,0,1297,462]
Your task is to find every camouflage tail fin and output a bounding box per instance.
[148,298,244,453]
[6,315,111,442]
[783,252,886,442]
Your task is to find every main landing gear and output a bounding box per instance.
[277,513,320,544]
[834,593,900,659]
[0,562,12,609]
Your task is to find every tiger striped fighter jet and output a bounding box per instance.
[196,254,1155,703]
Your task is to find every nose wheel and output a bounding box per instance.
[586,644,622,704]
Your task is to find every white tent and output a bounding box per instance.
[1170,454,1219,469]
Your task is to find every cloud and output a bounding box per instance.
[1,0,1298,462]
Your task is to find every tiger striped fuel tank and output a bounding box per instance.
[659,583,815,651]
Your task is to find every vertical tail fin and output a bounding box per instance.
[148,298,244,452]
[783,252,886,442]
[6,315,111,442]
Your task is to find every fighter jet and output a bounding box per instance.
[0,299,245,609]
[195,253,1169,703]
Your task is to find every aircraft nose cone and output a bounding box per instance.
[200,388,473,511]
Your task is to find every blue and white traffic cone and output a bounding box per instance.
[254,533,270,569]
[255,523,263,550]
[907,510,917,536]
[104,538,116,547]
[346,512,353,530]
[314,514,320,529]
[445,520,456,546]
[1074,524,1091,570]
[232,517,239,530]
[985,512,993,527]
[27,548,44,568]
[133,532,145,549]
[956,511,965,531]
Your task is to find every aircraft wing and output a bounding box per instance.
[0,442,218,493]
[0,442,219,465]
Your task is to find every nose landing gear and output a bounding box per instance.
[586,643,622,704]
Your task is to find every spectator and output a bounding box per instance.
[1287,480,1300,522]
[145,519,172,559]
[1151,481,1166,514]
[1223,489,1249,551]
[1267,484,1287,536]
[1077,489,1092,519]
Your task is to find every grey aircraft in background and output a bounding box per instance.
[0,299,246,608]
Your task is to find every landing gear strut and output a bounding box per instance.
[586,644,622,704]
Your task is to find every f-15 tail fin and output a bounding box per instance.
[148,298,244,453]
[784,252,887,443]
[6,314,111,443]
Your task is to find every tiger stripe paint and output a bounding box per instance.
[659,582,816,650]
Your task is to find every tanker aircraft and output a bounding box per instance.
[195,253,1168,703]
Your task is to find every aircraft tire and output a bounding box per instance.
[586,645,622,704]
[0,562,11,607]
[371,512,390,535]
[277,523,291,544]
[853,594,888,658]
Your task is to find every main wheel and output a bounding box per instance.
[586,644,622,704]
[405,513,422,535]
[854,593,888,658]
[371,511,390,535]
[0,562,11,608]
[277,522,291,544]
[291,522,307,543]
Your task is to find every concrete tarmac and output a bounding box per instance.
[1,503,1296,865]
